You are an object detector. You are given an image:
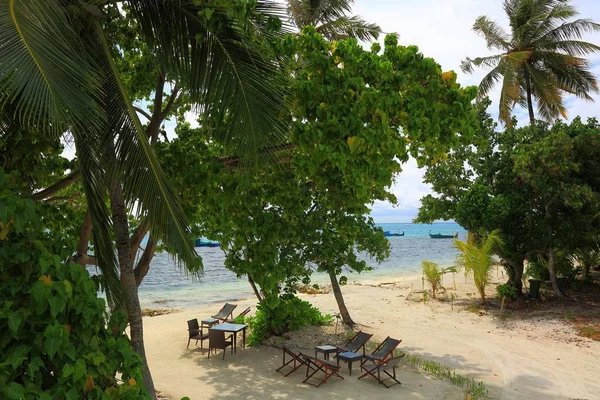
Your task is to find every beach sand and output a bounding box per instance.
[143,271,600,400]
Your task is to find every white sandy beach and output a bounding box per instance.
[143,272,600,400]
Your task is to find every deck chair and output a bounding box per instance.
[225,307,251,323]
[360,336,401,367]
[275,345,307,377]
[187,319,209,349]
[211,303,237,322]
[359,355,404,388]
[301,354,344,387]
[208,329,233,360]
[336,331,372,355]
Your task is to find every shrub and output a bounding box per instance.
[496,283,517,300]
[524,259,549,281]
[0,171,147,399]
[246,295,332,346]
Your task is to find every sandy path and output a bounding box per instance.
[143,274,600,400]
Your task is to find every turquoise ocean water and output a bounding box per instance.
[126,222,466,309]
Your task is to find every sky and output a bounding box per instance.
[350,0,600,222]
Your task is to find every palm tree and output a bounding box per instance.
[461,0,600,125]
[454,230,504,305]
[287,0,381,41]
[1,1,287,397]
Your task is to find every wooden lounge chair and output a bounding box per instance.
[359,337,402,382]
[225,307,251,323]
[301,354,344,387]
[211,303,237,322]
[336,331,372,355]
[358,355,405,388]
[275,345,307,377]
[187,319,209,349]
[208,329,233,359]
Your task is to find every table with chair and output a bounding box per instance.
[186,303,251,360]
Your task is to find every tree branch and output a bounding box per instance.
[31,170,81,202]
[160,83,180,120]
[130,218,150,262]
[133,106,152,121]
[135,236,158,286]
[43,193,81,203]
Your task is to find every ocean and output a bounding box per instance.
[124,222,466,309]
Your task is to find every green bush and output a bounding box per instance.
[0,170,147,399]
[524,260,549,281]
[246,295,332,346]
[496,283,517,300]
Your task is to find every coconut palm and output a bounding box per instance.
[287,0,381,41]
[454,230,504,305]
[461,0,600,125]
[1,1,288,396]
[422,260,458,299]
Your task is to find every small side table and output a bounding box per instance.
[314,345,338,361]
[201,318,219,328]
[336,351,363,376]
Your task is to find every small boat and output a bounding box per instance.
[194,239,220,247]
[384,230,405,237]
[429,230,458,239]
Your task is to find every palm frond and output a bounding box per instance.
[473,16,512,51]
[126,0,288,164]
[72,132,124,308]
[536,51,599,99]
[477,64,504,98]
[94,22,202,276]
[527,64,567,121]
[498,57,522,124]
[461,54,503,74]
[538,19,600,43]
[0,0,101,138]
[315,15,381,41]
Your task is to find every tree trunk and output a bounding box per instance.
[478,286,486,306]
[134,236,158,287]
[545,207,563,298]
[69,210,92,267]
[108,177,156,399]
[248,275,263,302]
[510,258,525,296]
[525,74,535,123]
[328,271,354,327]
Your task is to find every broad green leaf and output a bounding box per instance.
[2,382,24,399]
[7,312,21,336]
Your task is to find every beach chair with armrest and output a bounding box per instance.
[187,319,209,349]
[276,344,307,377]
[211,303,237,322]
[359,355,405,387]
[336,331,373,355]
[208,329,233,360]
[301,353,344,387]
[225,307,251,323]
[359,337,402,379]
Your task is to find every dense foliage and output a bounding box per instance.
[418,104,600,296]
[0,170,147,399]
[246,297,333,346]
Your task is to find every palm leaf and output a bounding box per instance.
[0,0,102,138]
[94,23,202,276]
[125,0,289,164]
[315,15,381,41]
[473,16,511,51]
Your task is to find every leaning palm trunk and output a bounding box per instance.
[109,175,155,398]
[328,271,355,327]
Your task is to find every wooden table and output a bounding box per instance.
[210,323,247,353]
[336,351,363,376]
[314,345,338,361]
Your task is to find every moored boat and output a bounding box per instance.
[384,230,405,237]
[194,239,220,247]
[428,230,458,239]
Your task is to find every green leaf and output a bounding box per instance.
[9,344,28,369]
[73,358,86,382]
[2,382,24,399]
[7,312,21,336]
[48,295,66,318]
[62,363,74,378]
[44,324,66,358]
[62,280,73,297]
[28,356,44,377]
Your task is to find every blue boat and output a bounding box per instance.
[384,230,405,237]
[194,239,220,248]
